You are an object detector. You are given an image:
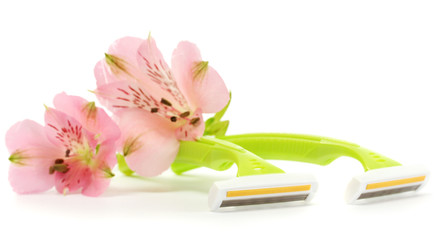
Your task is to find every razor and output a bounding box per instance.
[219,133,429,204]
[173,133,428,210]
[172,137,318,211]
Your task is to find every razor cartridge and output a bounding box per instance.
[208,173,318,210]
[172,137,319,211]
[345,165,429,203]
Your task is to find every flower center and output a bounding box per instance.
[48,135,99,175]
[72,140,95,166]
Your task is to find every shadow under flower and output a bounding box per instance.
[102,172,233,197]
[12,171,235,216]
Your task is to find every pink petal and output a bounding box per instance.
[175,108,205,141]
[136,37,189,110]
[94,60,121,88]
[172,41,230,113]
[95,80,150,112]
[54,163,91,194]
[108,37,145,71]
[44,107,96,149]
[9,164,54,194]
[6,120,56,154]
[171,41,202,108]
[95,138,119,170]
[81,175,111,197]
[95,81,177,130]
[95,37,145,87]
[116,109,180,177]
[53,92,120,143]
[81,139,116,196]
[5,120,59,194]
[95,59,160,112]
[5,120,63,162]
[53,140,115,196]
[125,131,180,177]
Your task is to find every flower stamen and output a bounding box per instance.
[49,160,70,175]
[179,111,190,118]
[55,159,64,164]
[160,98,172,107]
[190,117,200,125]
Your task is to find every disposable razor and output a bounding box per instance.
[219,133,429,204]
[174,133,428,210]
[172,137,318,211]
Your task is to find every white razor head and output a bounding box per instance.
[208,173,318,211]
[345,165,429,204]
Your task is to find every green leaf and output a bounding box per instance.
[204,92,232,137]
[213,121,230,137]
[213,91,231,122]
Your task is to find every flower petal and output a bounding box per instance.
[94,59,119,87]
[82,141,115,197]
[175,108,205,141]
[7,120,50,151]
[5,120,59,194]
[53,92,120,143]
[54,164,91,194]
[95,138,119,172]
[95,37,145,87]
[44,107,96,150]
[53,136,116,196]
[81,175,111,197]
[136,37,189,111]
[6,120,63,163]
[116,109,180,177]
[9,164,54,194]
[95,81,179,128]
[108,37,144,70]
[95,36,187,114]
[172,41,230,113]
[171,41,202,109]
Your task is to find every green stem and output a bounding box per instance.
[117,153,134,176]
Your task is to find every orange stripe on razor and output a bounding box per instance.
[366,176,426,190]
[226,185,311,197]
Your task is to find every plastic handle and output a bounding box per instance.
[219,133,401,171]
[172,137,285,177]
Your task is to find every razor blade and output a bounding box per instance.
[208,173,318,211]
[345,165,429,203]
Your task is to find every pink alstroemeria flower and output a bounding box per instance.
[6,93,120,196]
[94,35,229,177]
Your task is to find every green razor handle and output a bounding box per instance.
[172,137,285,177]
[219,133,402,171]
[172,133,401,175]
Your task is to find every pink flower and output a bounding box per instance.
[6,93,120,196]
[94,35,230,177]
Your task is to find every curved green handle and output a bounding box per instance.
[219,133,401,171]
[172,137,285,177]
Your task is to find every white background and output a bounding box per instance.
[0,0,440,239]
